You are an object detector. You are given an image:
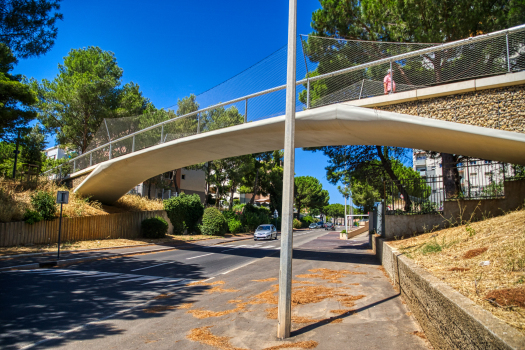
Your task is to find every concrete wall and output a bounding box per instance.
[371,236,524,350]
[384,214,446,239]
[384,179,525,239]
[444,179,525,223]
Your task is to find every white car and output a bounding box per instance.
[254,225,277,240]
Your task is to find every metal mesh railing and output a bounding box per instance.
[44,24,525,179]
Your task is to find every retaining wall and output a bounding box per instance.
[0,210,173,247]
[371,236,524,350]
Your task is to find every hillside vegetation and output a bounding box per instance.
[390,209,525,333]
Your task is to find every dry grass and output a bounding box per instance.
[142,305,177,313]
[113,194,163,211]
[187,303,249,319]
[252,278,278,282]
[187,280,225,286]
[390,208,525,333]
[262,341,318,350]
[187,326,247,350]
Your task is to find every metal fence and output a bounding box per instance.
[44,24,525,179]
[385,161,525,215]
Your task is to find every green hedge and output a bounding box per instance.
[201,207,227,236]
[30,191,57,221]
[141,217,169,238]
[164,194,204,234]
[293,218,302,229]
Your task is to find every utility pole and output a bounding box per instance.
[12,129,21,179]
[277,0,297,339]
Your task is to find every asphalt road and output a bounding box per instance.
[0,229,330,350]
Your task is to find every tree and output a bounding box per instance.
[307,0,525,196]
[0,43,36,141]
[0,0,63,58]
[323,203,345,221]
[294,176,329,216]
[20,124,46,170]
[31,46,149,154]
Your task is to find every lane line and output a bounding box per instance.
[186,253,214,260]
[131,261,174,272]
[221,259,260,275]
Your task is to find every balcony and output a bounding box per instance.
[415,159,426,166]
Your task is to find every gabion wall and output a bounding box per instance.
[377,84,525,133]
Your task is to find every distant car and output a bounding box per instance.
[254,225,277,240]
[316,222,324,228]
[309,223,317,230]
[324,222,334,230]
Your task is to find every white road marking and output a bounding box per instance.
[130,261,174,272]
[221,259,259,275]
[186,253,214,260]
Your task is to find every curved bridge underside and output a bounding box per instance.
[75,104,525,203]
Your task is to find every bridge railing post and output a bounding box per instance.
[161,125,164,143]
[109,143,112,160]
[506,32,511,72]
[359,79,364,99]
[90,153,92,167]
[132,135,135,152]
[73,159,76,173]
[197,114,200,133]
[245,98,248,123]
[306,79,310,109]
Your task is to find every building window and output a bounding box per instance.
[470,161,477,165]
[181,174,186,180]
[484,160,491,164]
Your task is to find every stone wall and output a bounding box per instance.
[371,236,524,350]
[377,84,525,133]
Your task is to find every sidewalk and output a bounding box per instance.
[45,231,431,350]
[0,234,254,270]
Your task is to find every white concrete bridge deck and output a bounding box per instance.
[74,104,525,203]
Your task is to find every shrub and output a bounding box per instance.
[341,229,346,233]
[31,191,57,220]
[23,209,43,224]
[141,217,169,238]
[271,217,281,230]
[222,209,237,222]
[243,211,269,232]
[164,194,204,234]
[293,218,302,229]
[201,207,227,236]
[228,218,243,234]
[301,215,316,224]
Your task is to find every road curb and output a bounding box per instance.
[0,236,255,271]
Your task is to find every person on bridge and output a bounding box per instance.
[384,69,396,94]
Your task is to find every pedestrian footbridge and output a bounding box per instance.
[73,103,525,203]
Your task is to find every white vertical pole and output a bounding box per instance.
[277,0,297,340]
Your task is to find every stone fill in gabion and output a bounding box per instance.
[377,84,525,134]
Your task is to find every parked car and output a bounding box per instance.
[309,223,317,230]
[316,222,324,228]
[324,222,334,230]
[254,225,277,240]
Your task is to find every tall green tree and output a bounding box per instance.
[20,124,46,170]
[0,43,36,141]
[31,46,149,154]
[294,176,330,216]
[0,0,63,58]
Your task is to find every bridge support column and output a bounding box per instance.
[277,0,297,340]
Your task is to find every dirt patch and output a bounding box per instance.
[463,247,488,259]
[142,305,176,313]
[448,267,470,272]
[337,294,365,308]
[187,326,247,350]
[409,331,427,340]
[187,303,249,319]
[208,286,240,294]
[485,287,525,308]
[253,278,278,282]
[187,280,225,286]
[262,340,318,350]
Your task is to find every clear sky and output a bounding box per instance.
[15,0,354,206]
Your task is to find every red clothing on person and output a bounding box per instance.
[383,74,396,92]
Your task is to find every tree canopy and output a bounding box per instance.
[0,0,63,58]
[294,176,329,215]
[0,43,36,141]
[31,46,149,153]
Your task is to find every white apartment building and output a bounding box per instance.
[44,146,68,160]
[412,150,510,199]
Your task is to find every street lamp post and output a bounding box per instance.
[277,0,297,340]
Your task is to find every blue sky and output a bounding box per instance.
[15,0,354,205]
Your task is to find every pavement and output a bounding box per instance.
[0,234,255,270]
[0,229,430,350]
